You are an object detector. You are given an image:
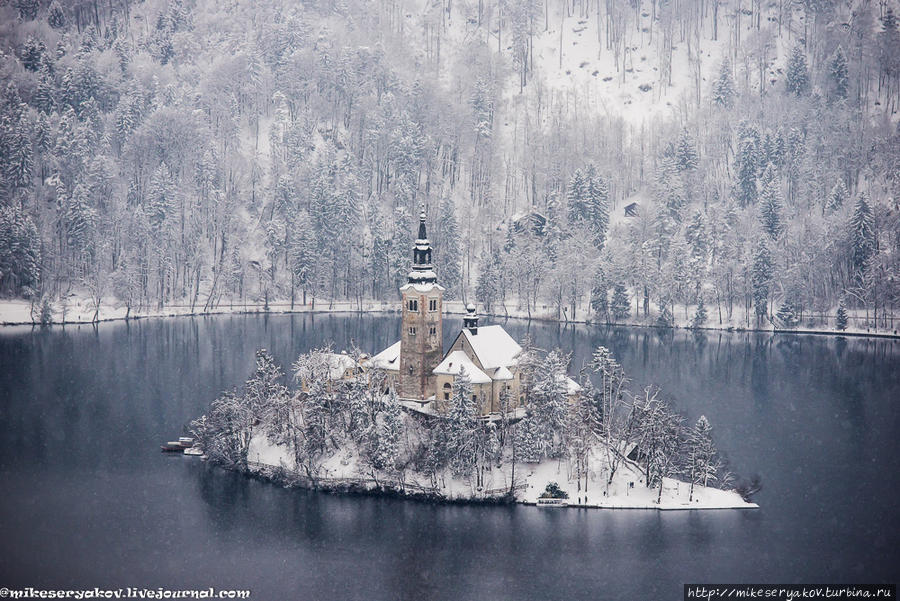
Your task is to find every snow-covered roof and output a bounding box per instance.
[494,366,514,381]
[369,340,401,372]
[460,325,522,371]
[322,353,356,380]
[399,281,445,294]
[565,377,582,395]
[432,350,492,384]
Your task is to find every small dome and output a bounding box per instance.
[466,303,476,312]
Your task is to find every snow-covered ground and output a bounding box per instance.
[246,432,757,511]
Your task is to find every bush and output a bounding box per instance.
[540,481,569,499]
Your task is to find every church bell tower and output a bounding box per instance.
[398,206,444,400]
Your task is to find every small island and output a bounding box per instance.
[191,211,757,511]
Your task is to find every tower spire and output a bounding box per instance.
[408,203,436,285]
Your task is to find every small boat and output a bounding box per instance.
[161,441,185,452]
[183,447,204,456]
[536,497,568,507]
[178,437,194,447]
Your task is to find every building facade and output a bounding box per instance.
[369,206,578,416]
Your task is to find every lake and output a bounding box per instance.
[1,313,898,600]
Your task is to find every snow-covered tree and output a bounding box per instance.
[785,45,810,96]
[752,238,774,324]
[836,298,849,331]
[611,283,630,322]
[692,296,708,328]
[684,415,724,501]
[712,59,735,108]
[828,46,849,100]
[759,180,785,240]
[849,192,876,284]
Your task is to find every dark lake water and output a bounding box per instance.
[1,313,898,600]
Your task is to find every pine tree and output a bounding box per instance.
[684,415,723,501]
[826,181,848,214]
[21,35,46,72]
[675,129,699,172]
[829,46,849,100]
[692,296,708,328]
[590,267,609,322]
[370,391,402,472]
[475,253,500,312]
[47,0,66,28]
[712,59,736,108]
[445,370,478,477]
[836,298,849,331]
[759,179,785,240]
[735,122,760,206]
[586,165,610,248]
[436,197,462,298]
[611,283,630,322]
[566,168,589,223]
[776,287,801,327]
[751,239,774,323]
[849,192,876,283]
[146,163,174,232]
[785,45,810,96]
[656,304,674,328]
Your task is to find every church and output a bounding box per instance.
[368,207,578,416]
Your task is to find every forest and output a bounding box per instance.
[0,0,898,330]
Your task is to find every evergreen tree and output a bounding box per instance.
[849,192,876,283]
[0,205,42,297]
[527,350,571,458]
[692,296,708,328]
[836,298,849,331]
[586,165,610,248]
[775,287,802,327]
[566,168,589,223]
[47,0,66,28]
[712,59,735,108]
[785,45,810,96]
[684,415,723,501]
[289,211,317,306]
[611,283,630,322]
[445,371,479,477]
[751,239,774,323]
[590,267,610,322]
[735,122,760,206]
[826,181,848,214]
[21,35,47,72]
[759,179,785,240]
[829,46,849,100]
[675,129,699,172]
[435,197,462,298]
[656,304,674,328]
[369,391,402,472]
[475,253,500,313]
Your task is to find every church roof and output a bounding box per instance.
[368,340,401,372]
[460,325,522,371]
[399,281,444,294]
[493,366,514,381]
[432,351,492,384]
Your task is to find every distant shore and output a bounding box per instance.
[2,297,897,340]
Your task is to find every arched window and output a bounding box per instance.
[443,382,451,400]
